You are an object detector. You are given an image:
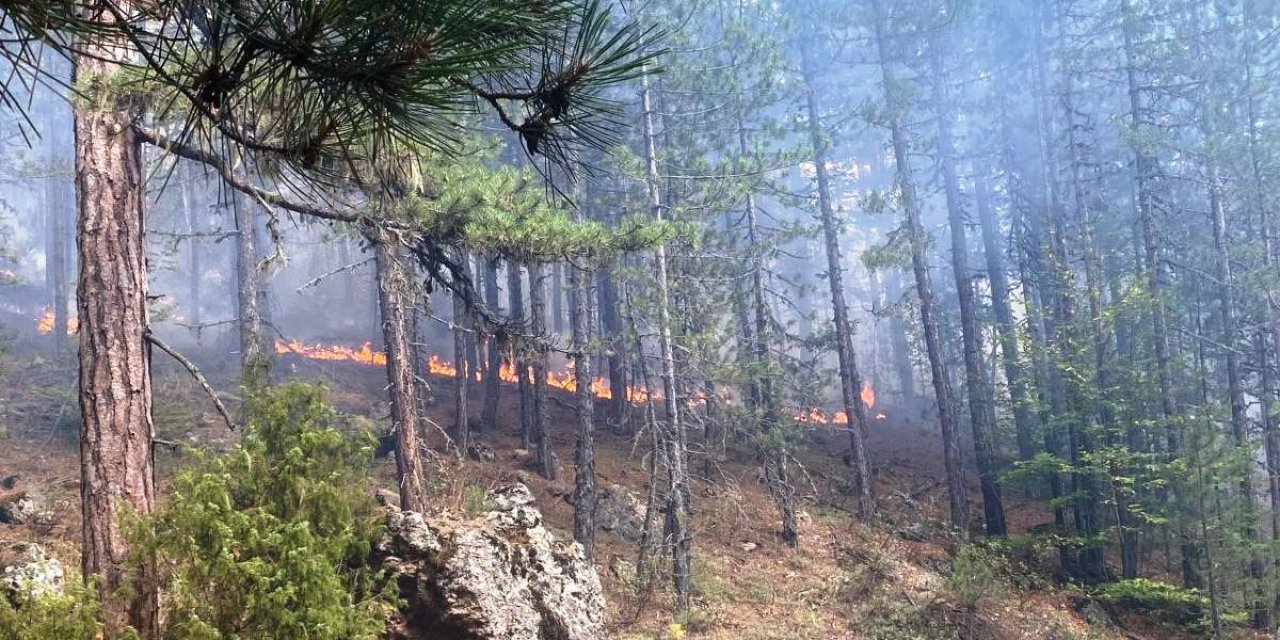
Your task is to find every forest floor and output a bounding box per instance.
[0,330,1244,640]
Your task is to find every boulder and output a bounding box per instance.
[595,484,645,543]
[0,490,55,527]
[376,482,605,640]
[1,542,64,601]
[467,442,496,463]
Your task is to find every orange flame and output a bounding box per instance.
[271,338,882,425]
[36,307,78,335]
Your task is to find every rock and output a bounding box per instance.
[739,542,759,553]
[511,448,532,461]
[467,442,496,463]
[0,491,55,526]
[376,482,605,640]
[1,542,64,601]
[595,484,645,543]
[1074,598,1114,627]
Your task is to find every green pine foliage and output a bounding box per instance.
[0,583,107,640]
[128,383,392,640]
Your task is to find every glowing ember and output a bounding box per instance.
[36,307,78,335]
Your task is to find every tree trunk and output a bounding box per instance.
[181,162,202,332]
[235,193,269,389]
[931,41,1006,536]
[597,261,627,430]
[529,261,556,480]
[871,0,968,530]
[570,206,597,559]
[509,262,534,448]
[452,247,472,456]
[73,7,159,631]
[641,72,693,612]
[885,271,916,406]
[976,174,1037,464]
[481,254,503,431]
[372,228,428,512]
[801,42,874,522]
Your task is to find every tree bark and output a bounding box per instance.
[371,228,428,512]
[871,0,968,530]
[481,254,503,431]
[73,4,159,631]
[529,261,556,480]
[801,41,874,522]
[975,174,1037,464]
[235,192,269,389]
[641,72,693,612]
[931,40,1006,536]
[570,209,597,559]
[452,247,472,456]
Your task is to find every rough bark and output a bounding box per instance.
[235,193,269,389]
[73,5,159,631]
[569,208,597,560]
[372,228,428,512]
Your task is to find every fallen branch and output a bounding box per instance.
[145,330,238,432]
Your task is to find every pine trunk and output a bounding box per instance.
[872,0,968,530]
[931,42,1006,536]
[481,255,503,431]
[372,229,428,512]
[641,72,693,611]
[73,7,159,631]
[529,262,556,480]
[801,45,874,522]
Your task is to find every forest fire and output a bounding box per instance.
[274,338,880,424]
[36,307,78,335]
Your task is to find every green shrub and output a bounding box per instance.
[944,544,1005,610]
[1092,578,1207,625]
[131,383,393,640]
[0,582,105,640]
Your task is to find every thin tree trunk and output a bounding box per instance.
[181,162,202,332]
[597,261,627,430]
[481,255,503,431]
[510,262,534,448]
[801,42,874,522]
[235,193,269,389]
[73,8,159,631]
[372,228,428,512]
[871,0,968,530]
[570,203,597,559]
[529,261,556,480]
[931,41,1005,536]
[641,72,693,612]
[452,247,472,456]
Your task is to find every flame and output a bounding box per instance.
[271,338,883,425]
[36,307,78,335]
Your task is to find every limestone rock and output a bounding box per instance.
[377,482,605,640]
[595,484,645,543]
[1,542,64,600]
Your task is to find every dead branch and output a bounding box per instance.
[145,331,238,432]
[296,257,374,293]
